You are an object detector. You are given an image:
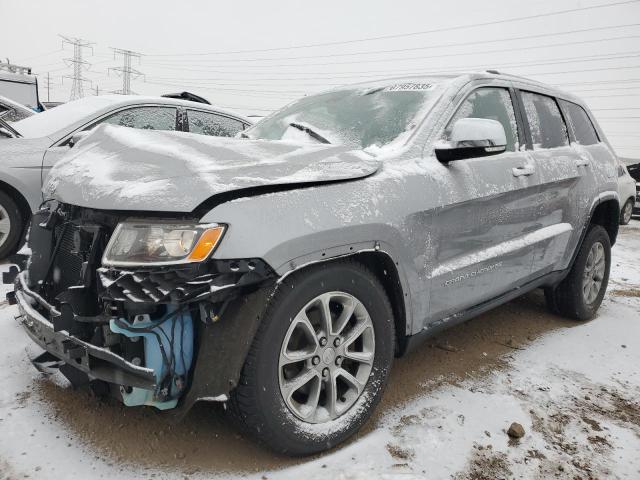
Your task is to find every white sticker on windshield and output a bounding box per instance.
[383,83,437,92]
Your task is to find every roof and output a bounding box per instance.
[328,71,583,104]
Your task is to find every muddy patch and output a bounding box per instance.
[23,291,608,475]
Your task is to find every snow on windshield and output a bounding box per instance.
[248,80,447,150]
[12,96,122,138]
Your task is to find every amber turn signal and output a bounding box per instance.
[188,226,225,261]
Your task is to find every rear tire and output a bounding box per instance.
[620,198,634,225]
[0,190,24,260]
[228,260,395,456]
[546,225,611,320]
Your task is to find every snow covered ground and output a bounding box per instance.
[1,222,638,480]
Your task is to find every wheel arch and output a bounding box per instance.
[276,250,412,358]
[589,197,619,246]
[0,179,32,234]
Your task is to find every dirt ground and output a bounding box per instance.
[26,290,581,475]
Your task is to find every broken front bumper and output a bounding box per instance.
[14,271,157,390]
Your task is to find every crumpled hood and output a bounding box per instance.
[44,124,380,212]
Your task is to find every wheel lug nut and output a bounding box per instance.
[322,367,329,377]
[319,337,327,347]
[334,337,341,347]
[335,356,343,366]
[312,356,320,366]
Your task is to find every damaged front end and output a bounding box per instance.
[5,204,276,412]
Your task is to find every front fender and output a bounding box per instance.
[200,183,419,334]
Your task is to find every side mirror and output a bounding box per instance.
[435,118,507,163]
[68,130,91,148]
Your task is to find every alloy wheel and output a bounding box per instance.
[0,204,11,249]
[278,291,375,423]
[582,241,606,305]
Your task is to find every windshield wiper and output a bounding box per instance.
[288,122,331,144]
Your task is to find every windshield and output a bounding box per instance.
[11,96,121,138]
[247,79,448,149]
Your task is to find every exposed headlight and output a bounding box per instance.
[102,222,225,267]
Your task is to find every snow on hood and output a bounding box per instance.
[44,124,380,212]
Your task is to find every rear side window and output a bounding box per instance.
[559,100,599,146]
[445,87,519,152]
[187,110,244,137]
[99,106,177,131]
[520,91,569,149]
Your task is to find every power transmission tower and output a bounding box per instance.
[109,48,143,95]
[59,35,93,101]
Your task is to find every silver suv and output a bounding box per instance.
[6,72,620,456]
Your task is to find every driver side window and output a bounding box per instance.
[444,87,519,152]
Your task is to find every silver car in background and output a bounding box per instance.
[0,95,251,258]
[7,72,620,456]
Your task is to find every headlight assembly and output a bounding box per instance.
[102,222,225,267]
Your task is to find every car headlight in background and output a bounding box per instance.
[102,222,226,266]
[618,165,627,177]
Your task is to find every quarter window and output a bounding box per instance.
[187,110,244,137]
[99,106,177,131]
[559,100,599,146]
[520,92,569,149]
[445,87,519,152]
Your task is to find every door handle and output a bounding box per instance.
[512,165,535,177]
[575,157,590,167]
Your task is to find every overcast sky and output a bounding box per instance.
[1,0,639,157]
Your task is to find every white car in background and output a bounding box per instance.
[618,162,637,225]
[0,94,251,258]
[0,95,35,122]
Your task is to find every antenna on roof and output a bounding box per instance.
[486,69,500,75]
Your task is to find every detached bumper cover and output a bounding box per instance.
[15,272,156,390]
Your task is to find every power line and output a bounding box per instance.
[143,79,308,95]
[146,51,640,83]
[142,64,640,90]
[145,0,640,57]
[60,35,94,100]
[144,23,640,66]
[141,34,640,70]
[15,49,63,62]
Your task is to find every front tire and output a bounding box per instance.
[229,260,395,455]
[0,190,24,260]
[620,198,634,225]
[546,225,611,320]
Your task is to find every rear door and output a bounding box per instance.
[559,98,615,210]
[428,84,541,320]
[516,90,583,275]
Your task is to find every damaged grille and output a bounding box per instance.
[51,224,86,297]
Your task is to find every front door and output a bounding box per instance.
[427,85,540,321]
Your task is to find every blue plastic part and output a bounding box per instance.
[109,307,194,410]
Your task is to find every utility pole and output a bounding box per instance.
[95,85,99,96]
[46,72,51,102]
[60,35,94,100]
[109,48,143,95]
